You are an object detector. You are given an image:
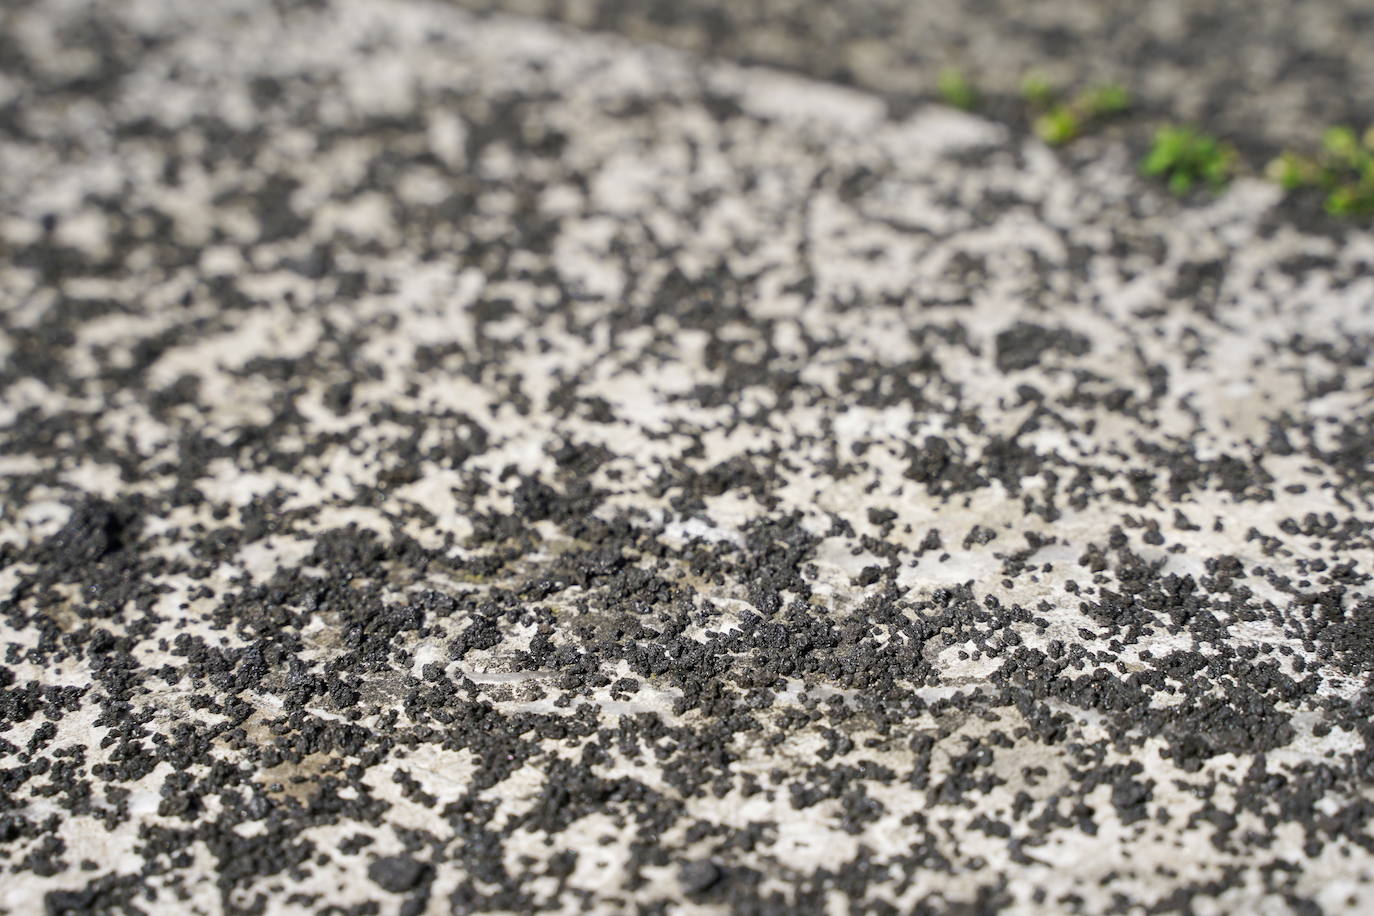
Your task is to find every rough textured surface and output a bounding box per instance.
[449,0,1374,151]
[2,0,1374,914]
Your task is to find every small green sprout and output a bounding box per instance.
[1265,151,1320,191]
[1030,82,1129,147]
[1080,84,1130,117]
[938,68,978,110]
[1322,126,1362,164]
[1324,170,1374,218]
[1021,72,1056,109]
[1035,107,1081,146]
[1325,185,1370,217]
[1269,124,1374,218]
[1142,126,1236,194]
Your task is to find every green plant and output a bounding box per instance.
[1080,84,1130,117]
[1267,124,1374,218]
[1021,72,1056,109]
[1323,125,1363,163]
[1035,107,1080,146]
[1142,126,1236,194]
[1031,82,1130,147]
[1325,183,1374,217]
[1266,151,1318,191]
[938,68,978,110]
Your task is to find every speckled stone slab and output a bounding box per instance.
[2,1,1373,914]
[449,0,1374,151]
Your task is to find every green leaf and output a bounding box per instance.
[1326,186,1355,216]
[1035,107,1080,146]
[1267,152,1318,190]
[1323,126,1360,164]
[1143,126,1234,195]
[1021,73,1056,109]
[938,69,978,110]
[1081,84,1130,116]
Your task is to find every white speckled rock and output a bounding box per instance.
[1,1,1373,914]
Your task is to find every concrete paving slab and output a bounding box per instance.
[450,0,1374,150]
[1,1,1373,913]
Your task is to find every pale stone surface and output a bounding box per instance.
[1,1,1373,914]
[449,0,1374,149]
